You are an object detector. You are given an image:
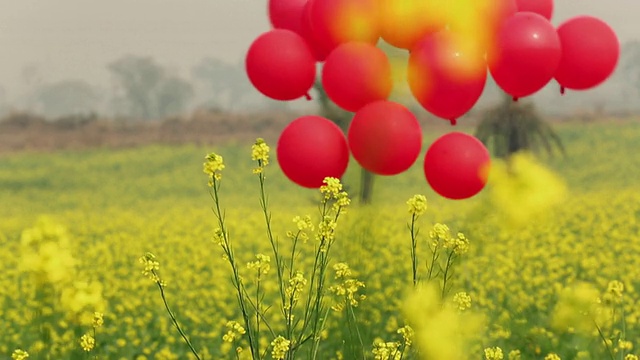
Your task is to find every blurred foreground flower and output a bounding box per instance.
[403,283,485,359]
[487,152,567,226]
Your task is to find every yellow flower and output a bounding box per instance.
[251,138,270,174]
[544,353,561,360]
[487,152,567,227]
[247,253,271,275]
[625,355,639,360]
[92,312,104,328]
[403,283,485,360]
[11,349,29,360]
[203,152,225,183]
[80,333,95,351]
[484,346,504,360]
[551,282,600,334]
[508,350,521,360]
[453,292,472,311]
[397,325,414,347]
[139,252,162,285]
[429,223,450,249]
[372,340,401,360]
[222,321,246,343]
[406,195,427,216]
[270,336,290,360]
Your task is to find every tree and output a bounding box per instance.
[475,94,565,160]
[313,81,376,204]
[620,40,640,97]
[191,57,252,111]
[32,80,100,118]
[108,55,193,119]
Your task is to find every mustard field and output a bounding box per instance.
[1,119,640,360]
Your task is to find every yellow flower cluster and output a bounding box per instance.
[453,292,472,311]
[484,346,504,360]
[406,194,427,216]
[222,321,246,343]
[372,340,401,360]
[270,336,290,360]
[80,333,95,351]
[251,137,270,174]
[203,152,224,184]
[11,349,29,360]
[246,253,270,275]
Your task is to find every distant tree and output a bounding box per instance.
[475,94,565,160]
[191,57,252,111]
[155,76,194,118]
[32,80,100,118]
[108,55,193,119]
[620,40,640,97]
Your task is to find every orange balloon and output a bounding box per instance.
[308,0,380,53]
[379,0,445,50]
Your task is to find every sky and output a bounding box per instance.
[0,0,637,104]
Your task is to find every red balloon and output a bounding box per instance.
[277,115,350,188]
[300,1,330,61]
[268,0,307,34]
[424,132,491,200]
[308,0,380,54]
[348,101,422,175]
[488,12,561,98]
[555,16,619,91]
[408,30,487,124]
[322,42,392,112]
[246,29,316,101]
[515,0,553,20]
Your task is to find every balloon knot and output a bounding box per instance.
[449,118,457,126]
[560,86,566,95]
[512,96,519,102]
[304,93,312,101]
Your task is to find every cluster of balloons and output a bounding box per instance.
[245,0,619,200]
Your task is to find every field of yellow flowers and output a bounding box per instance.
[1,119,639,360]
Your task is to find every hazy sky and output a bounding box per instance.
[0,0,638,101]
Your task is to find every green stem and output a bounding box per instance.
[347,304,366,360]
[441,251,455,300]
[594,320,616,360]
[409,214,419,287]
[211,179,258,358]
[153,272,201,360]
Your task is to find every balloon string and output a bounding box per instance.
[560,86,565,95]
[450,118,457,126]
[304,92,312,101]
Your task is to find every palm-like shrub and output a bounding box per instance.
[475,95,565,159]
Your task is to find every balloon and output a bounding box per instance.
[268,0,307,34]
[308,0,380,53]
[300,1,330,61]
[446,0,517,66]
[408,30,487,124]
[515,0,553,20]
[488,12,561,98]
[245,29,316,101]
[554,16,619,91]
[322,42,393,112]
[348,101,422,175]
[277,115,350,188]
[424,132,491,200]
[379,0,445,50]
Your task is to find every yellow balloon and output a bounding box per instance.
[378,0,446,50]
